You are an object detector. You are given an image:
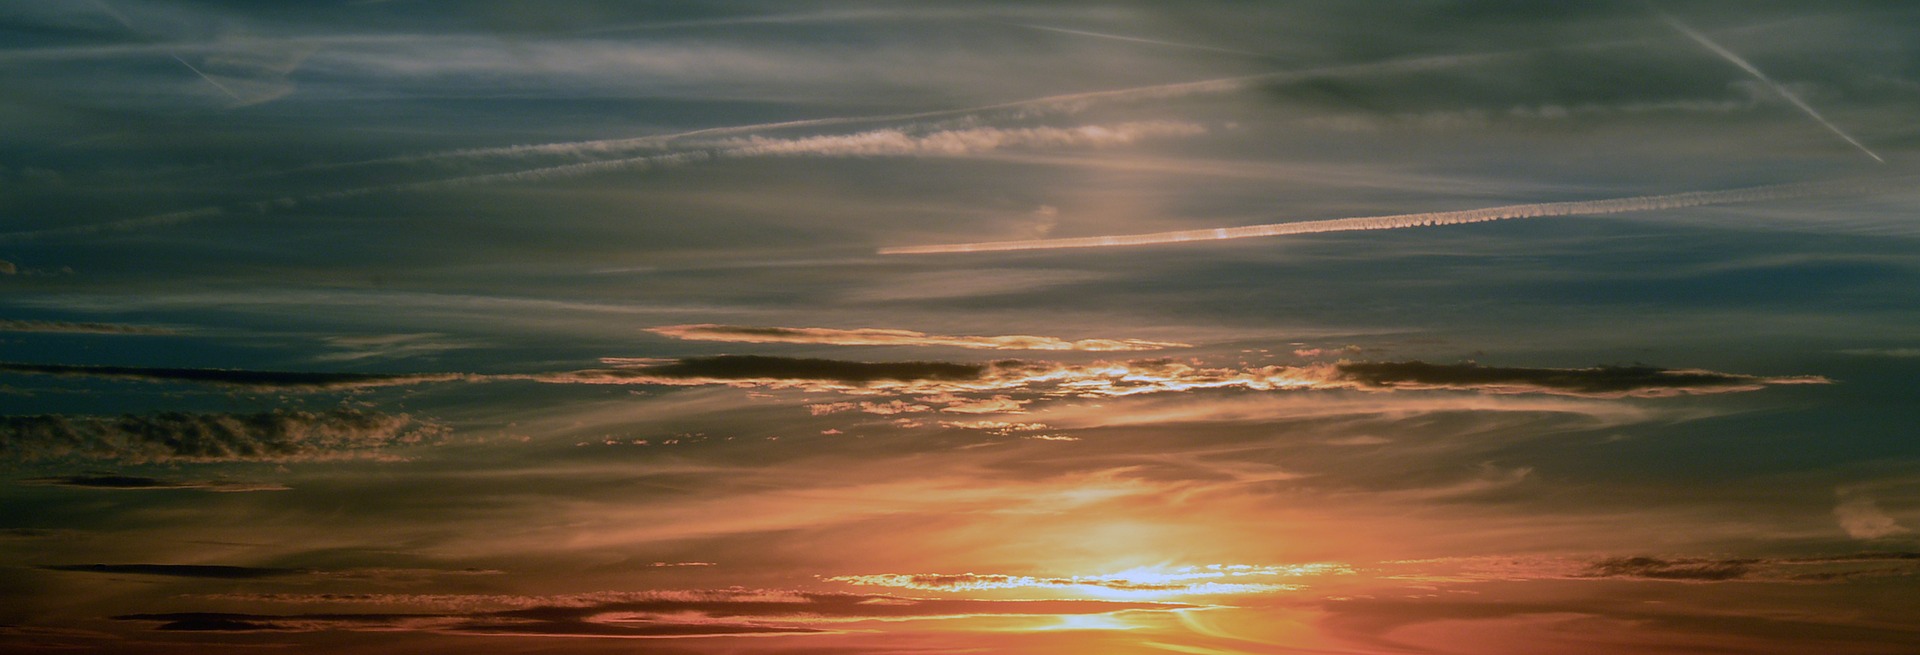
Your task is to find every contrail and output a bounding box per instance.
[1014,23,1274,58]
[877,176,1909,255]
[307,47,1534,172]
[1660,13,1883,163]
[170,53,244,102]
[1,123,1200,242]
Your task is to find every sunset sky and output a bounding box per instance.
[3,1,1919,653]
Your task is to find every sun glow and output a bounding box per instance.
[830,562,1352,600]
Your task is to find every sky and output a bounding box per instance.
[2,1,1919,653]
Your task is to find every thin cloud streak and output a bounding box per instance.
[1013,23,1274,58]
[315,46,1550,172]
[648,324,1189,351]
[0,319,178,335]
[0,362,473,390]
[1660,12,1884,163]
[881,176,1913,254]
[2,123,1202,242]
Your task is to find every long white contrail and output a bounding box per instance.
[1014,24,1274,58]
[315,48,1530,171]
[877,176,1908,255]
[1661,13,1883,163]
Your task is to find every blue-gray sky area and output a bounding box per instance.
[3,2,1919,653]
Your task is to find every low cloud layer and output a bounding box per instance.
[41,564,302,579]
[117,589,1190,638]
[1335,361,1827,397]
[0,362,470,390]
[0,409,446,463]
[0,319,177,335]
[559,355,987,385]
[3,356,1822,416]
[1580,553,1920,583]
[559,356,1825,401]
[21,474,288,492]
[648,324,1188,351]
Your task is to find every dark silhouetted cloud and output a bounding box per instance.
[1334,361,1827,397]
[42,564,302,579]
[0,362,471,390]
[562,355,987,385]
[0,409,447,463]
[20,475,288,492]
[117,589,1191,638]
[648,324,1188,351]
[1581,556,1755,581]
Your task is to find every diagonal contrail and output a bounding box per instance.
[877,176,1910,255]
[1660,13,1883,163]
[169,53,243,102]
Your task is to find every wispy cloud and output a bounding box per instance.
[314,333,477,362]
[648,324,1188,351]
[881,176,1914,254]
[831,563,1351,597]
[1835,490,1910,540]
[0,319,178,335]
[0,409,446,463]
[3,122,1204,242]
[1382,552,1920,584]
[1014,23,1272,58]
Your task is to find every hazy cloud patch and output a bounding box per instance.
[0,409,447,463]
[0,319,178,335]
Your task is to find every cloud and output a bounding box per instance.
[0,259,14,274]
[712,121,1206,158]
[0,408,447,463]
[547,355,986,386]
[1835,492,1910,540]
[1580,556,1754,581]
[1838,348,1920,358]
[3,356,1817,414]
[0,361,472,390]
[1389,552,1920,584]
[648,324,1188,351]
[40,564,302,579]
[1332,361,1827,397]
[831,563,1351,597]
[20,474,288,492]
[314,333,477,362]
[880,175,1914,254]
[0,319,178,335]
[116,589,1191,638]
[11,120,1206,243]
